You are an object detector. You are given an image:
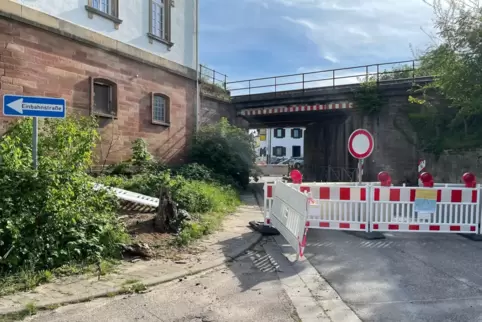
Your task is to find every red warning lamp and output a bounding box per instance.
[378,171,392,187]
[462,172,476,188]
[420,172,434,188]
[290,169,303,184]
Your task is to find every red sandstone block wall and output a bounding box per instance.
[0,17,196,165]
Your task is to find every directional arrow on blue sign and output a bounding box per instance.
[3,94,66,118]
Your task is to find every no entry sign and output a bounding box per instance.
[348,129,374,159]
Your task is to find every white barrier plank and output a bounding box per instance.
[271,181,309,258]
[93,183,159,208]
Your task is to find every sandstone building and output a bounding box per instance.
[0,0,199,164]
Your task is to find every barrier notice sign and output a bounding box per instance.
[414,189,437,219]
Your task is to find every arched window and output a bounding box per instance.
[90,77,118,118]
[151,93,170,125]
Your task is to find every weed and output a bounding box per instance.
[121,282,147,294]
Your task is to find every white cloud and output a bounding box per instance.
[323,54,339,63]
[274,0,435,64]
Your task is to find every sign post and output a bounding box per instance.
[348,129,374,183]
[3,94,67,170]
[418,159,426,187]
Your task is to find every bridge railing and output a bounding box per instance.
[199,64,228,90]
[226,60,427,97]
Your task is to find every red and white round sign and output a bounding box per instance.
[348,129,374,159]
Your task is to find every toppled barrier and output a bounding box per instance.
[93,183,159,211]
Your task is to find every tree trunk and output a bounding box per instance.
[153,186,178,233]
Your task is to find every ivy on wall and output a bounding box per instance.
[352,80,383,116]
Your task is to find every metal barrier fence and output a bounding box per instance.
[270,181,309,259]
[371,186,480,233]
[264,181,482,237]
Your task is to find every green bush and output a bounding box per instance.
[96,172,240,215]
[174,163,215,182]
[171,178,240,213]
[0,117,129,275]
[190,118,256,189]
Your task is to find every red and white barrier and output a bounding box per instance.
[263,170,482,260]
[305,185,369,232]
[270,181,309,259]
[371,186,480,233]
[263,181,275,226]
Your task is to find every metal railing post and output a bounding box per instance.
[212,69,215,84]
[332,70,335,87]
[412,60,415,81]
[366,65,369,82]
[376,64,380,83]
[224,75,227,89]
[302,74,305,92]
[248,80,251,96]
[274,77,277,95]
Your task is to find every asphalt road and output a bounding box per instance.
[304,230,482,322]
[26,244,300,322]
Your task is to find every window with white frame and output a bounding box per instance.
[152,0,165,38]
[149,0,173,46]
[152,93,170,125]
[86,0,121,27]
[92,0,111,14]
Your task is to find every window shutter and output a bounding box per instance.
[282,147,286,156]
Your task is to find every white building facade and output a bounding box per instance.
[256,127,305,162]
[12,0,197,70]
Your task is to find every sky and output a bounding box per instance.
[199,0,437,90]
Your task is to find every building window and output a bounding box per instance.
[90,77,118,118]
[93,0,111,14]
[151,93,170,125]
[292,146,301,157]
[148,0,173,47]
[274,128,285,139]
[273,146,286,157]
[85,0,122,28]
[291,128,303,139]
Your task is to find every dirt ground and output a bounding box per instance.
[120,211,206,260]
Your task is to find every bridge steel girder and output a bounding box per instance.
[232,77,434,110]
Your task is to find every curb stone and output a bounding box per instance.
[0,229,263,317]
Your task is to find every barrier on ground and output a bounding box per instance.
[270,181,309,259]
[262,171,482,258]
[371,185,480,233]
[93,183,159,208]
[305,185,370,232]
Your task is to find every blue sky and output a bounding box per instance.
[199,0,435,84]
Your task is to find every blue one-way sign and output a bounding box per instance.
[3,94,66,118]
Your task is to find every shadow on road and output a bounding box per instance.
[214,183,302,293]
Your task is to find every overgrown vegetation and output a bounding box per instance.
[0,116,128,293]
[190,118,257,189]
[200,64,231,101]
[407,0,482,154]
[352,80,384,115]
[95,118,251,243]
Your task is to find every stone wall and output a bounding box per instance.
[0,15,197,165]
[359,95,419,184]
[200,84,248,128]
[303,94,422,183]
[424,150,482,183]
